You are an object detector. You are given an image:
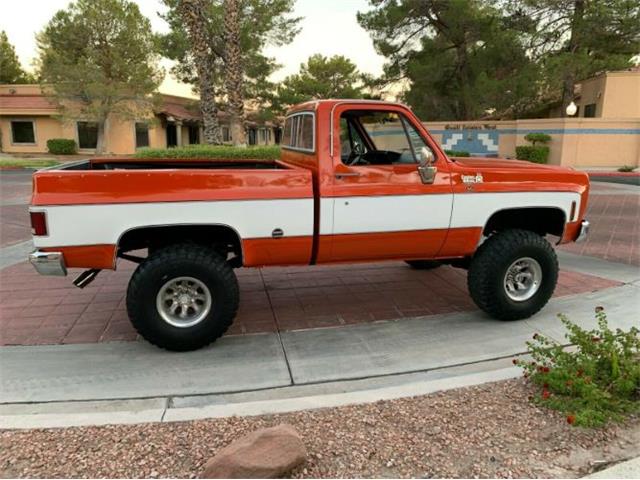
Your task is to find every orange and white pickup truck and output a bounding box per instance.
[29,100,590,351]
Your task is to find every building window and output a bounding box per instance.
[258,128,268,144]
[77,121,99,149]
[222,126,231,142]
[583,103,597,118]
[282,112,314,152]
[248,128,257,145]
[188,125,199,144]
[11,120,35,144]
[135,122,150,148]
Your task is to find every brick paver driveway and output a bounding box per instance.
[0,171,634,346]
[559,182,640,266]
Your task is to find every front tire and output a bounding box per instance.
[126,244,239,351]
[467,229,558,320]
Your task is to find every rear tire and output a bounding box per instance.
[467,229,558,320]
[405,260,441,270]
[126,243,239,351]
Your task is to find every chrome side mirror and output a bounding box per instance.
[417,146,437,184]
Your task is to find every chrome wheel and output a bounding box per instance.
[503,257,542,302]
[155,276,212,328]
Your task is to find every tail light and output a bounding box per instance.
[30,211,48,236]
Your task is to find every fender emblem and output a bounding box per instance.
[462,173,483,184]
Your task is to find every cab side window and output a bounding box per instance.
[340,110,433,166]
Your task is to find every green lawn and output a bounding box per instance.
[0,158,61,169]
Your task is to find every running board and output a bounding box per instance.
[73,269,101,289]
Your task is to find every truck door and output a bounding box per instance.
[325,105,453,262]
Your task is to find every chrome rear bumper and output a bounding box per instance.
[29,250,67,276]
[575,220,590,243]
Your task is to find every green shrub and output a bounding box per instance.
[618,165,636,173]
[516,145,549,164]
[444,150,470,157]
[514,309,640,427]
[524,132,551,145]
[47,138,77,155]
[135,144,281,160]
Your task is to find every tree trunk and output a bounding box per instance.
[561,0,584,117]
[199,71,222,144]
[178,0,222,144]
[95,116,108,154]
[456,44,473,120]
[224,0,246,146]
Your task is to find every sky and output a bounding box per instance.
[0,0,386,98]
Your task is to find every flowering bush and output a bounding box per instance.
[514,308,640,427]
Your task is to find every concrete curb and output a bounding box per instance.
[584,456,640,479]
[0,365,520,429]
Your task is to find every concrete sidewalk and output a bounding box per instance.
[1,280,637,407]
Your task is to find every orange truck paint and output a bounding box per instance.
[242,236,313,266]
[30,99,590,273]
[42,245,117,269]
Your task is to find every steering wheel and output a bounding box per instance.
[346,142,368,166]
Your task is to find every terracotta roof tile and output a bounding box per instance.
[159,100,202,122]
[0,94,57,112]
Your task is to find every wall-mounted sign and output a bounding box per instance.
[445,124,497,130]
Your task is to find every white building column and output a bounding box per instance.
[176,120,183,146]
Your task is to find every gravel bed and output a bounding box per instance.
[1,378,639,478]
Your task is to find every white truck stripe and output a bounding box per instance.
[31,191,580,248]
[32,199,314,248]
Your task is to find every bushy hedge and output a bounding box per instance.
[47,138,77,155]
[444,150,470,157]
[135,144,281,160]
[524,132,551,145]
[516,145,549,164]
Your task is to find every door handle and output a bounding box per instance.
[335,172,361,179]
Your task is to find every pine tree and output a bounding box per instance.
[0,31,34,84]
[37,0,162,153]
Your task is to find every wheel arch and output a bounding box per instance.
[483,207,566,239]
[117,223,244,265]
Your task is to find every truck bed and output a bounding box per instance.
[32,157,313,207]
[30,156,316,268]
[55,157,286,171]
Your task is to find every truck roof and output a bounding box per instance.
[286,98,411,115]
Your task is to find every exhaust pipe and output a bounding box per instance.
[73,269,101,289]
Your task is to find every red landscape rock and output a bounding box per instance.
[201,424,307,479]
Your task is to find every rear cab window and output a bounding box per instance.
[282,112,315,153]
